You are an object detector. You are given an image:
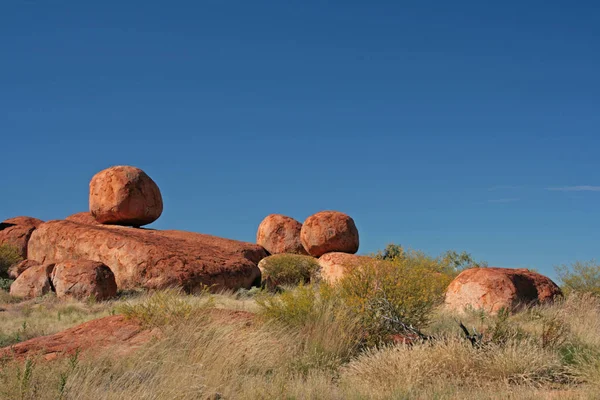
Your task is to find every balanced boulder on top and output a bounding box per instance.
[300,211,359,257]
[256,214,308,255]
[89,166,163,227]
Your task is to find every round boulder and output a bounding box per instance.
[256,214,308,255]
[89,166,163,226]
[300,211,359,257]
[445,267,563,314]
[10,263,55,299]
[51,260,118,301]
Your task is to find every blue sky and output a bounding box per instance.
[2,1,599,278]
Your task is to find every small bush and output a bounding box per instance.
[337,256,452,344]
[0,244,22,279]
[259,254,320,290]
[116,290,197,327]
[556,260,600,296]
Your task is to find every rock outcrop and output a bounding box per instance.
[9,263,55,299]
[300,211,359,257]
[256,214,308,255]
[7,259,40,279]
[445,267,562,314]
[89,166,163,226]
[65,212,100,225]
[27,220,267,292]
[0,216,44,258]
[0,315,155,361]
[51,260,118,301]
[317,252,377,284]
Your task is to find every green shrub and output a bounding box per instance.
[0,244,22,279]
[375,244,486,277]
[259,254,320,290]
[337,255,452,344]
[556,260,600,296]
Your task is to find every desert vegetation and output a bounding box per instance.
[2,245,600,399]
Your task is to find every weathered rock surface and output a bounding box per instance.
[445,267,562,314]
[28,220,267,292]
[51,260,117,301]
[0,315,155,361]
[300,211,359,257]
[7,259,40,279]
[256,214,308,255]
[89,166,163,226]
[9,263,55,299]
[0,216,44,258]
[258,254,319,289]
[318,252,379,284]
[0,309,254,362]
[65,211,100,225]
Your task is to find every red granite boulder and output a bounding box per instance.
[89,166,163,226]
[27,220,266,292]
[256,214,308,255]
[10,262,55,299]
[445,267,562,314]
[300,211,359,257]
[0,216,44,258]
[51,260,117,301]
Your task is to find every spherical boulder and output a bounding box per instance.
[10,263,55,299]
[300,211,359,257]
[445,267,562,314]
[256,214,308,255]
[51,260,117,301]
[258,254,319,290]
[89,166,163,226]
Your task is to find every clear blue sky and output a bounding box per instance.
[2,1,599,278]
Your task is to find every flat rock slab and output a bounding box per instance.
[0,315,154,361]
[27,220,267,292]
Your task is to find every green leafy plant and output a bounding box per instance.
[556,260,600,296]
[259,254,320,290]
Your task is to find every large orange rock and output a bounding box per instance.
[89,166,163,226]
[27,220,267,292]
[7,259,40,279]
[0,216,44,258]
[65,211,100,225]
[256,214,308,255]
[51,260,117,301]
[317,252,377,284]
[10,263,55,299]
[300,211,359,257]
[445,267,562,314]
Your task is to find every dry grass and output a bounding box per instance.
[2,286,600,399]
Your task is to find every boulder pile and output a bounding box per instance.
[255,210,361,286]
[6,165,267,300]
